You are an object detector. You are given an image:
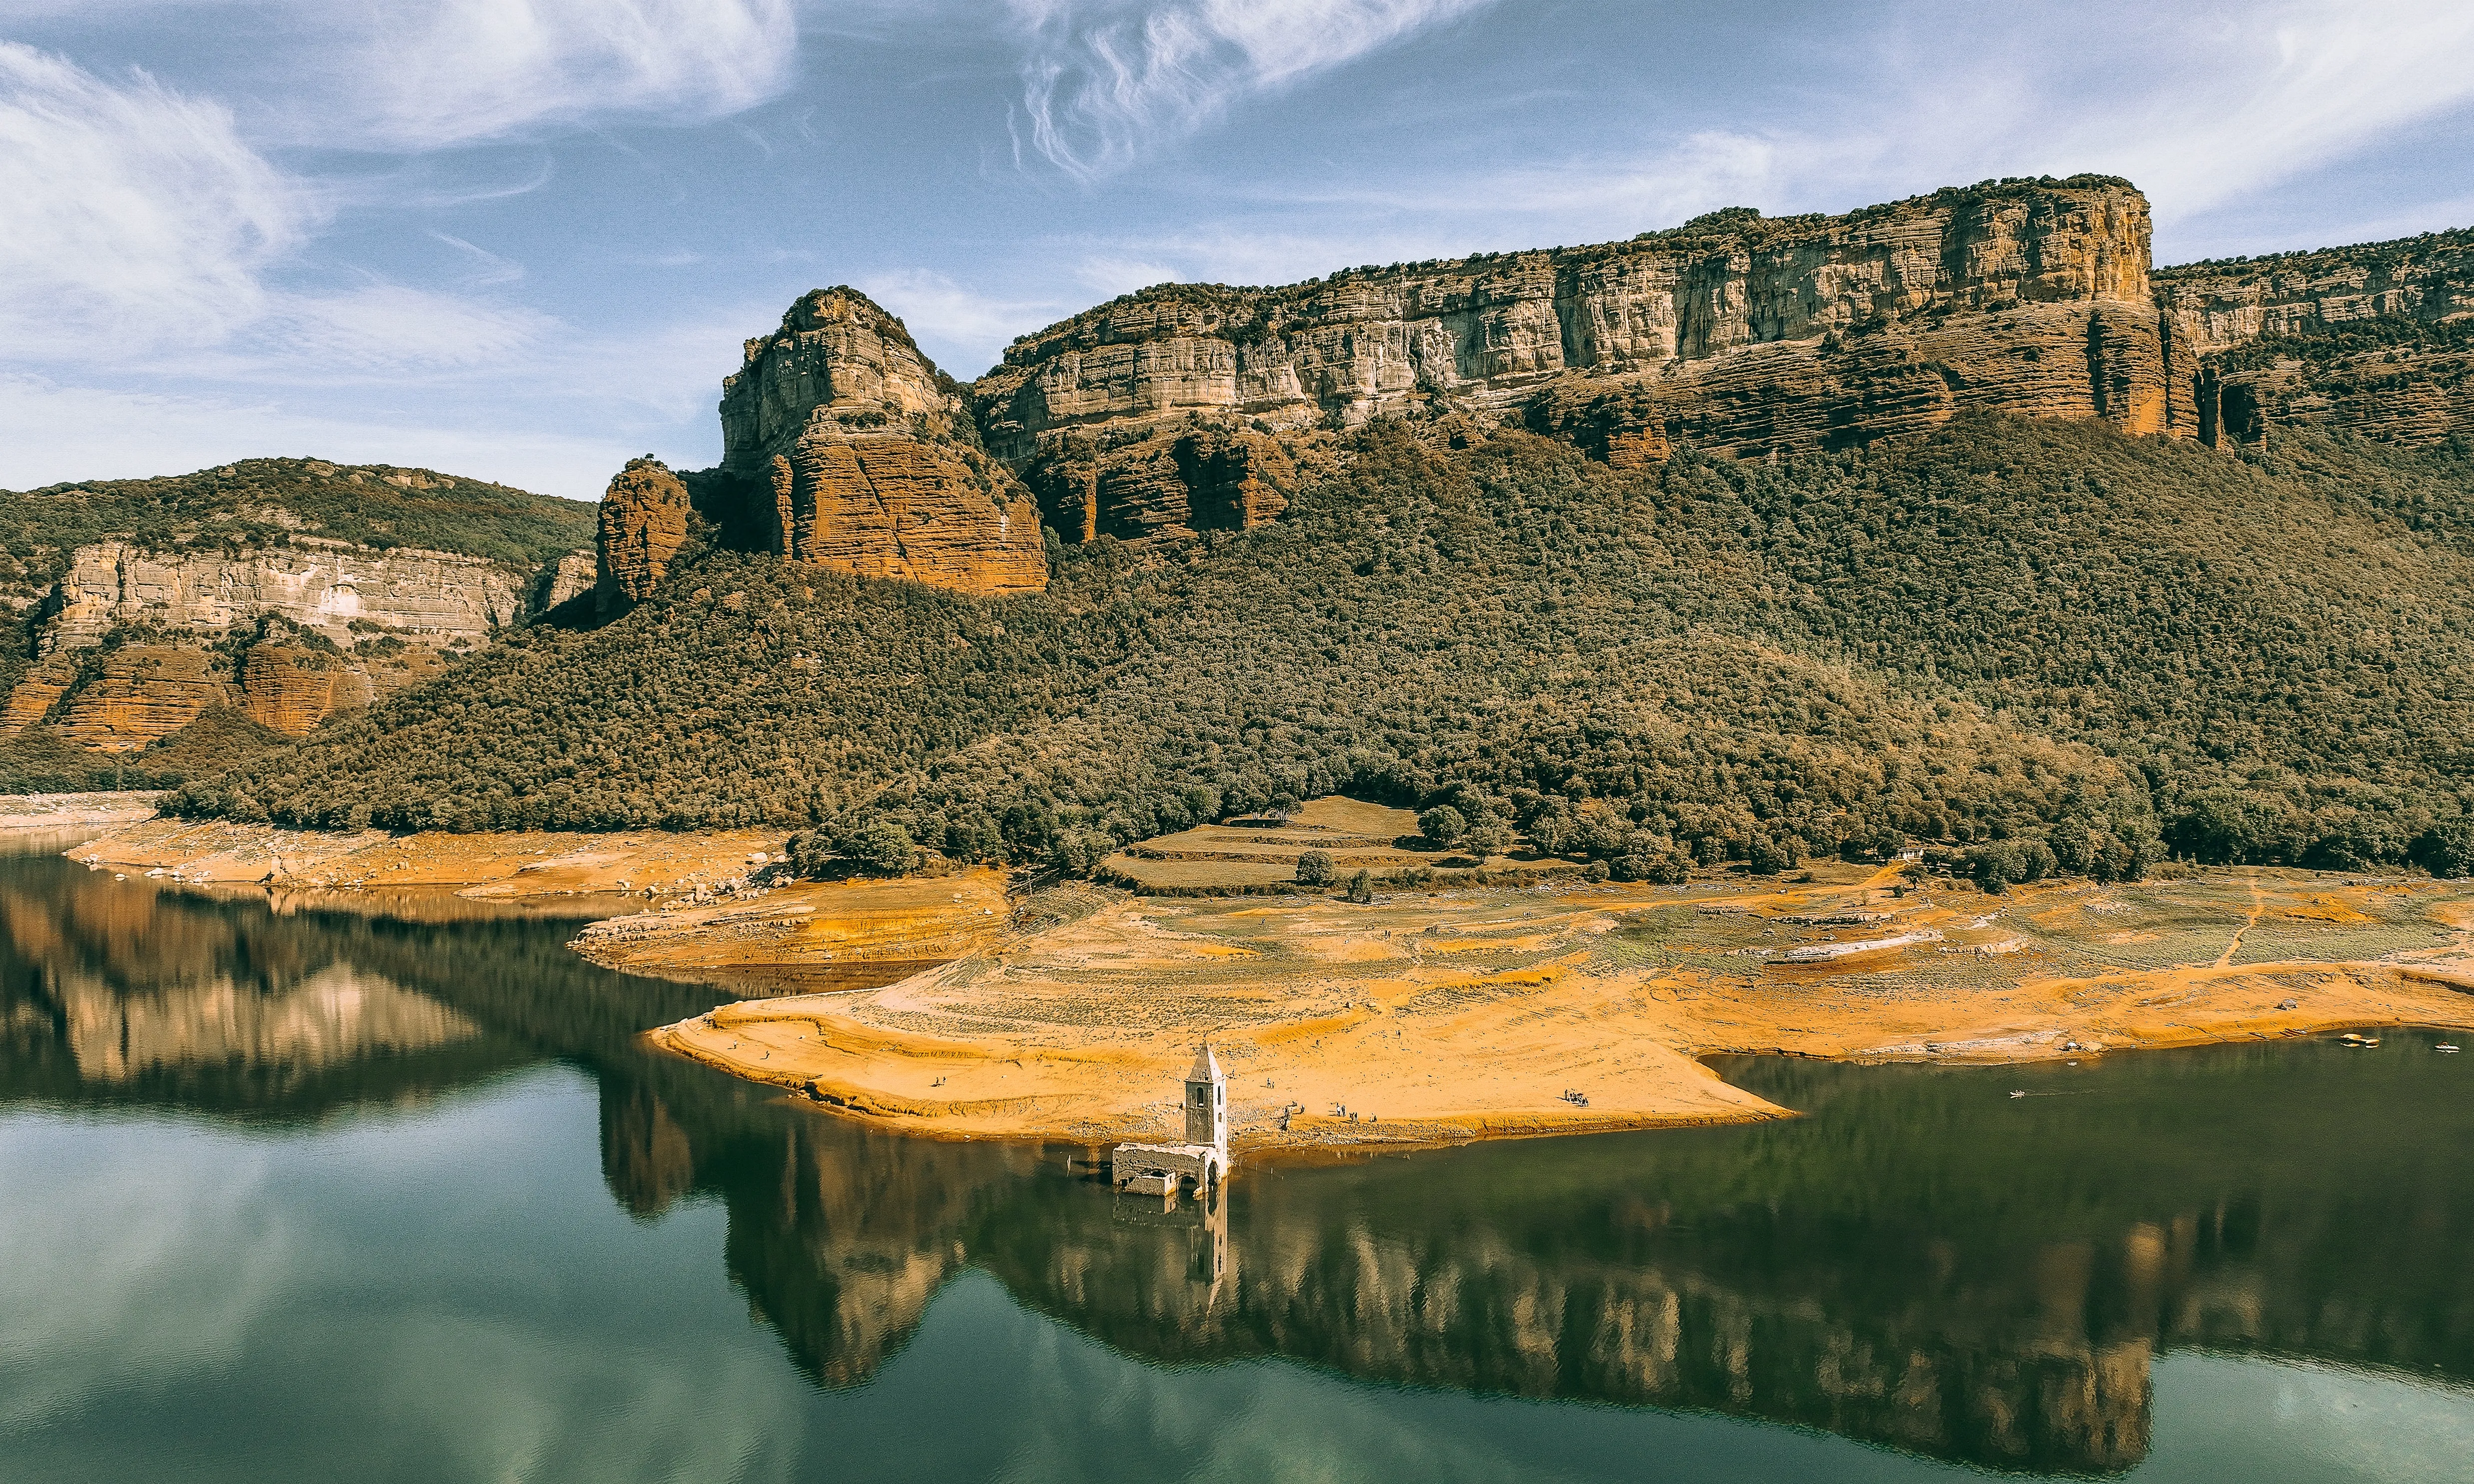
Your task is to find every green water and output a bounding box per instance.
[2,848,2470,1482]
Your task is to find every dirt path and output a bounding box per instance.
[2216,870,2268,968]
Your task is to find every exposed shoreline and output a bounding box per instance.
[24,805,2474,1154]
[643,863,2474,1155]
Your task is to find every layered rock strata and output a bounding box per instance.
[36,538,535,657]
[593,181,2471,580]
[715,288,1045,596]
[6,535,581,748]
[2156,228,2474,357]
[2158,229,2474,448]
[975,178,2176,537]
[595,458,692,611]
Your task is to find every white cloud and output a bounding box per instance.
[2042,0,2474,216]
[0,42,316,356]
[301,0,801,150]
[262,285,558,374]
[1006,0,1498,177]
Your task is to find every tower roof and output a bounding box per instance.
[1185,1043,1224,1084]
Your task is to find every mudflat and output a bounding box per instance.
[649,862,2474,1152]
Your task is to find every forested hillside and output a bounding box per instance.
[170,417,2474,876]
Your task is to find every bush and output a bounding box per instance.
[1344,868,1374,903]
[1418,805,1467,848]
[1295,849,1334,885]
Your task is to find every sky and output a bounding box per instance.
[3,0,2472,501]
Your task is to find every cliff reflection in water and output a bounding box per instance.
[5,851,2471,1476]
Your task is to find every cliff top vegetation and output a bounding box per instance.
[0,457,596,581]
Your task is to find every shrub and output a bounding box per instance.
[1295,849,1334,885]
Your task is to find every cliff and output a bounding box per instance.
[968,180,2474,541]
[1,461,595,753]
[595,458,692,610]
[975,177,2179,539]
[2158,228,2474,448]
[585,183,2468,584]
[707,289,1046,598]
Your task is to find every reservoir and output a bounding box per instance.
[3,846,2470,1482]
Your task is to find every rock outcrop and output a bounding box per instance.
[586,182,2471,582]
[699,289,1047,596]
[34,538,534,657]
[2156,228,2474,357]
[970,180,2474,539]
[5,535,581,749]
[2158,228,2474,448]
[595,457,693,611]
[975,177,2177,538]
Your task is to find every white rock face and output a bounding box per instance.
[39,537,534,657]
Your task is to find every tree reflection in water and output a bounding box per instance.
[6,848,2470,1476]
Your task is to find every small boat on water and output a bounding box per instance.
[2438,1043,2462,1054]
[2338,1033,2381,1048]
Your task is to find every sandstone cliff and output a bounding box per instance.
[585,181,2472,587]
[975,177,2177,538]
[2158,227,2474,447]
[5,533,584,749]
[35,537,535,656]
[713,288,1045,596]
[596,457,692,611]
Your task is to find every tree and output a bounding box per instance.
[844,821,925,875]
[1344,868,1374,903]
[1418,805,1467,848]
[2414,818,2474,878]
[1295,849,1334,885]
[1050,828,1114,875]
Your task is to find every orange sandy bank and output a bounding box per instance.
[62,815,789,906]
[571,870,1014,990]
[648,864,2474,1152]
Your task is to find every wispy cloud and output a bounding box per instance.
[1006,0,1498,177]
[0,42,316,356]
[2043,0,2474,217]
[262,285,558,374]
[296,0,801,150]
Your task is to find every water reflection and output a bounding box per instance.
[4,850,2470,1476]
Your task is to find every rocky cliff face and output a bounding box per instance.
[586,182,2470,585]
[2158,228,2474,448]
[711,288,1046,596]
[35,538,534,656]
[595,458,692,611]
[5,534,580,749]
[975,178,2176,539]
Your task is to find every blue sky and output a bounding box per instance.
[4,0,2472,500]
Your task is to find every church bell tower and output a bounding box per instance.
[1184,1044,1227,1159]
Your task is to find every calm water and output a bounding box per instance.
[3,848,2471,1482]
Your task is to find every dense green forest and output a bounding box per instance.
[169,416,2474,876]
